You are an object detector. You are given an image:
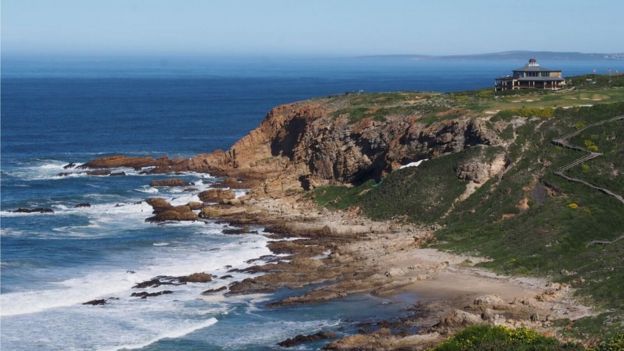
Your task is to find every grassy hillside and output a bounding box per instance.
[311,78,624,340]
[323,74,624,123]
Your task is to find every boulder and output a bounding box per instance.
[81,155,156,169]
[82,299,107,305]
[277,331,337,347]
[131,290,173,299]
[150,178,189,187]
[74,203,91,208]
[145,198,198,222]
[438,309,483,328]
[133,277,181,289]
[473,294,505,307]
[147,206,197,222]
[145,198,173,211]
[13,207,54,213]
[179,272,213,283]
[198,205,246,219]
[187,201,203,210]
[201,286,227,295]
[86,169,111,176]
[198,189,236,203]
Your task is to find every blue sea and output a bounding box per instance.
[2,56,623,350]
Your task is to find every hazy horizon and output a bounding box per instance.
[2,0,624,57]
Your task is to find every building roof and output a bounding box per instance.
[514,65,561,72]
[513,58,561,72]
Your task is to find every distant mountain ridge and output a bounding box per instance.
[363,50,624,61]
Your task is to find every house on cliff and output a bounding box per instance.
[495,58,565,91]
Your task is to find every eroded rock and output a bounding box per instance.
[277,331,337,347]
[198,189,236,203]
[150,178,189,187]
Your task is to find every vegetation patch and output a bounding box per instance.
[430,325,584,351]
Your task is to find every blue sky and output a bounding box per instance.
[2,0,623,56]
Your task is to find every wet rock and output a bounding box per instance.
[74,203,91,208]
[145,198,197,222]
[109,171,126,176]
[63,162,77,169]
[222,227,248,235]
[187,201,203,210]
[133,276,183,289]
[146,207,198,222]
[83,299,107,305]
[198,189,236,203]
[145,198,173,211]
[13,207,54,213]
[86,169,111,176]
[179,272,213,283]
[150,178,189,187]
[81,155,157,169]
[227,278,276,295]
[131,290,173,299]
[220,275,233,279]
[277,331,337,347]
[201,286,227,295]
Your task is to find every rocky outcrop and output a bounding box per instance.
[131,290,173,299]
[178,272,213,283]
[203,101,502,188]
[198,189,236,203]
[82,99,502,190]
[277,331,337,347]
[12,207,54,213]
[150,178,189,187]
[145,198,198,222]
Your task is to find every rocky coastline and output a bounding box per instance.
[74,98,595,349]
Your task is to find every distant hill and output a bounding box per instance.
[363,50,624,61]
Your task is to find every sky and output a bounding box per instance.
[2,0,624,57]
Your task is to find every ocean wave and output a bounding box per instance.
[2,159,213,181]
[0,233,270,317]
[103,317,219,351]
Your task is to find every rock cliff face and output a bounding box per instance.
[83,97,502,190]
[198,100,501,188]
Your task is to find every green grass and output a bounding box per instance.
[311,180,375,210]
[312,101,624,338]
[321,74,624,125]
[431,325,584,351]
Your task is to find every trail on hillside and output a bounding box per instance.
[550,115,624,205]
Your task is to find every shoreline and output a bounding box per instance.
[186,186,595,349]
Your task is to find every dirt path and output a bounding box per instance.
[551,115,624,205]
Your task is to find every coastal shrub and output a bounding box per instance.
[596,333,624,351]
[431,325,584,351]
[495,106,555,119]
[312,180,375,210]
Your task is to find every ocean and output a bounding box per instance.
[1,56,623,350]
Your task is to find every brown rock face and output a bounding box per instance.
[150,178,189,187]
[81,99,501,189]
[145,198,173,211]
[145,198,197,222]
[178,272,213,283]
[198,189,236,203]
[81,155,158,169]
[198,101,502,187]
